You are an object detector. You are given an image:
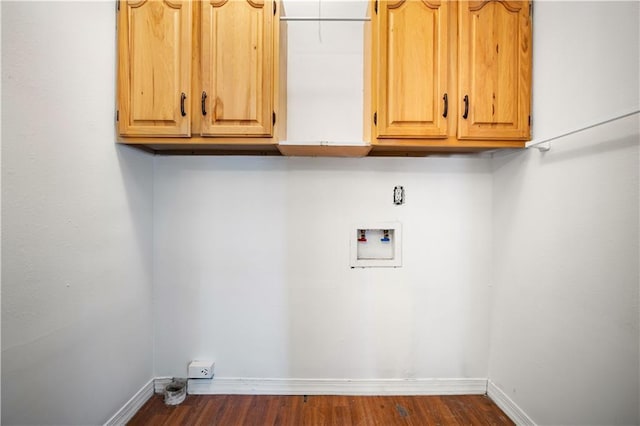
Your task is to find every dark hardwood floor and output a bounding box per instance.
[128,394,514,425]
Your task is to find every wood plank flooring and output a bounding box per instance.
[128,394,514,425]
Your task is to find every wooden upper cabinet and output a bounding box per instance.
[117,0,192,137]
[201,0,275,136]
[458,0,531,140]
[377,0,448,138]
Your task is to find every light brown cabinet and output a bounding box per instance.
[365,0,532,152]
[117,0,192,137]
[458,0,531,140]
[117,0,285,152]
[201,0,275,136]
[376,0,449,138]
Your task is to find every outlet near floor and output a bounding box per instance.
[188,360,215,379]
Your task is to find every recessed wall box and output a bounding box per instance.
[350,222,402,268]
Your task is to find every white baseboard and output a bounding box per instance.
[187,377,488,396]
[108,377,489,422]
[104,379,154,426]
[487,380,536,425]
[154,376,173,394]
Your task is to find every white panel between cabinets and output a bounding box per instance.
[350,222,402,268]
[285,0,366,144]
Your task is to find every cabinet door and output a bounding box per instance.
[458,1,531,140]
[377,0,449,138]
[201,0,274,136]
[117,0,192,137]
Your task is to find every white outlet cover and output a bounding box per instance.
[350,222,402,268]
[188,360,215,379]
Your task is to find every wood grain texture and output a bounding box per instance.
[118,0,283,144]
[201,0,275,136]
[118,0,192,137]
[364,0,531,149]
[277,144,372,157]
[377,0,449,138]
[128,394,515,425]
[457,0,531,140]
[116,134,524,153]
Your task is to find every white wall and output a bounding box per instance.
[153,156,493,380]
[153,0,494,383]
[529,1,639,144]
[489,2,640,424]
[490,117,639,425]
[1,2,154,425]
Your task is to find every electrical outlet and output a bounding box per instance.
[188,360,215,379]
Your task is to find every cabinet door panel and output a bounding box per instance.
[118,0,191,136]
[201,0,274,136]
[458,0,531,140]
[378,0,448,138]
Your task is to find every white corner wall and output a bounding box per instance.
[1,2,154,425]
[153,156,493,382]
[490,116,639,425]
[489,2,640,424]
[528,1,639,145]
